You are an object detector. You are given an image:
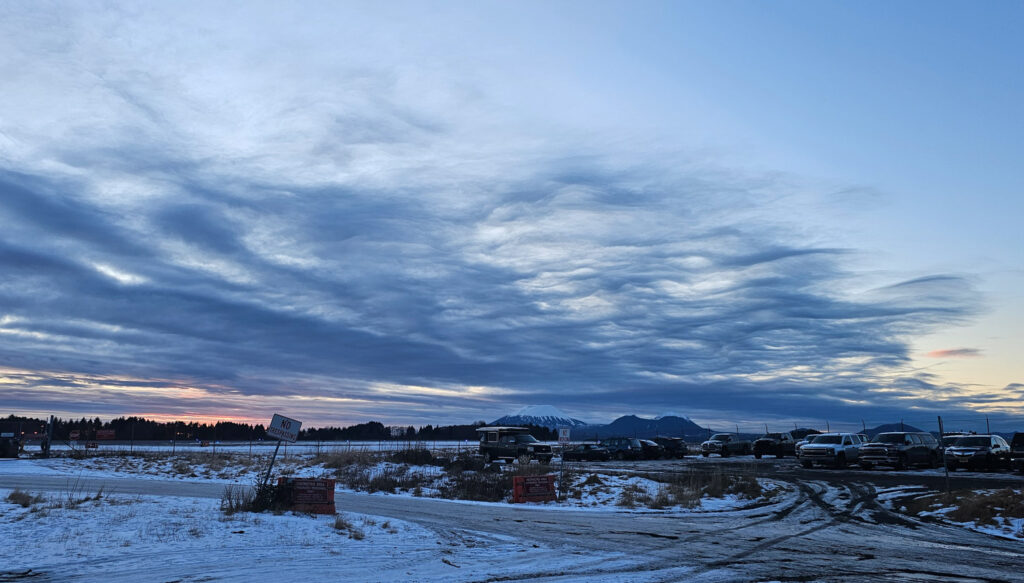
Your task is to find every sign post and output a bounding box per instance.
[262,414,302,490]
[938,416,950,495]
[557,426,571,490]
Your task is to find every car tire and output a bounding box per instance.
[945,463,957,472]
[701,452,709,457]
[720,449,730,458]
[616,451,626,461]
[835,454,846,469]
[754,453,762,459]
[929,453,939,468]
[860,463,873,470]
[801,460,813,469]
[895,454,907,471]
[484,452,493,464]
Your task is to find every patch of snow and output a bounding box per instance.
[0,488,633,582]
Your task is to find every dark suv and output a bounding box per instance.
[477,427,552,463]
[1012,433,1024,473]
[753,432,796,459]
[859,432,940,470]
[653,437,689,459]
[944,435,1011,471]
[600,437,645,460]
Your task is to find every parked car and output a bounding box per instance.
[1011,433,1024,473]
[476,426,553,463]
[638,439,667,459]
[600,437,645,460]
[561,443,611,462]
[859,432,940,470]
[799,433,863,468]
[753,432,796,459]
[700,433,751,457]
[0,435,19,458]
[653,437,689,459]
[941,432,973,450]
[792,430,823,459]
[944,435,1011,472]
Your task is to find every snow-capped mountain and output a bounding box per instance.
[491,405,588,429]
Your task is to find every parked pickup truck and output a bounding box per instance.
[799,433,863,468]
[1008,433,1023,473]
[859,432,940,470]
[753,432,796,459]
[700,433,751,458]
[477,426,553,464]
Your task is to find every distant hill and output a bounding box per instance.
[492,405,588,430]
[571,415,706,440]
[865,423,924,438]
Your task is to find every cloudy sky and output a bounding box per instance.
[1,2,1021,431]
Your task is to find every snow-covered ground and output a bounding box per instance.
[0,488,649,582]
[877,485,1024,540]
[1,454,773,582]
[0,455,781,512]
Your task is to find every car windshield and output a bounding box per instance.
[811,435,841,444]
[874,434,905,444]
[709,434,731,441]
[762,433,782,440]
[953,437,989,447]
[514,435,539,444]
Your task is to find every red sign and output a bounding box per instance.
[512,474,557,503]
[277,477,335,514]
[69,431,80,441]
[96,430,116,440]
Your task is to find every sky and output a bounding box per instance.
[1,1,1021,432]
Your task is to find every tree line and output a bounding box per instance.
[0,414,558,442]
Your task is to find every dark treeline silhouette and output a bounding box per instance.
[2,415,558,442]
[1,414,267,441]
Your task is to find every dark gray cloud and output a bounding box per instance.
[0,151,990,426]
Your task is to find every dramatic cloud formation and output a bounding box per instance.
[0,3,1017,429]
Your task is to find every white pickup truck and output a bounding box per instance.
[799,433,865,468]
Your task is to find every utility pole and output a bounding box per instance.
[986,416,991,434]
[862,419,867,433]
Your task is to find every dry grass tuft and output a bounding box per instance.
[900,488,1024,527]
[6,489,45,508]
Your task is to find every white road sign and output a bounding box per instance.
[558,426,571,444]
[267,414,302,442]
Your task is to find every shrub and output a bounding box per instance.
[6,489,44,508]
[439,453,487,474]
[316,449,379,469]
[438,471,513,502]
[333,514,366,539]
[390,448,433,466]
[221,482,284,515]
